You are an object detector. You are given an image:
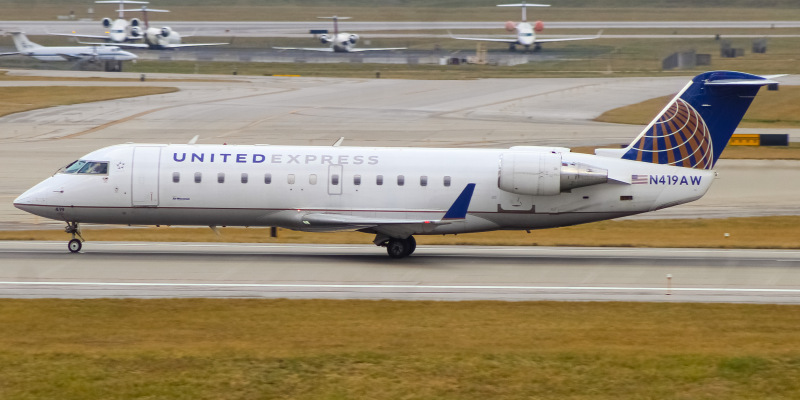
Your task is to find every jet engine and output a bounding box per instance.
[102,18,112,28]
[130,18,141,27]
[348,34,359,44]
[160,27,172,37]
[534,20,544,32]
[319,34,332,44]
[129,26,142,37]
[505,21,517,31]
[498,152,607,196]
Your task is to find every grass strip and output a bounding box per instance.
[0,299,799,399]
[0,86,178,118]
[5,216,800,249]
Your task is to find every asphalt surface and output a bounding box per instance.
[3,241,800,303]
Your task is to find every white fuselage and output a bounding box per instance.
[108,18,131,43]
[22,45,137,62]
[15,144,714,235]
[515,22,536,46]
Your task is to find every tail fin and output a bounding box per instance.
[9,32,40,51]
[619,71,778,169]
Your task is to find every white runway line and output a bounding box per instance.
[2,281,800,294]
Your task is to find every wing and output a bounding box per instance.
[348,47,407,52]
[298,184,476,237]
[57,53,84,61]
[273,46,335,52]
[157,42,229,48]
[535,30,603,44]
[80,41,150,48]
[50,32,112,40]
[0,52,20,56]
[449,35,518,44]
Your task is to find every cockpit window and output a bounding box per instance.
[59,160,108,175]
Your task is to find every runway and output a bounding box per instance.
[2,241,800,303]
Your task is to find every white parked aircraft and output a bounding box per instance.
[274,16,406,53]
[14,71,777,258]
[50,0,148,44]
[0,32,137,62]
[450,2,601,51]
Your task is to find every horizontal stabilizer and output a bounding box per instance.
[497,3,550,7]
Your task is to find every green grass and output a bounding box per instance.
[6,216,800,249]
[0,299,799,399]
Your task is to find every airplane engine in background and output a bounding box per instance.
[319,34,332,44]
[129,26,142,37]
[534,20,544,32]
[160,27,172,37]
[505,21,517,31]
[130,18,141,27]
[348,34,359,44]
[498,152,608,196]
[102,18,112,28]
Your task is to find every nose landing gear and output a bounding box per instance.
[65,222,84,253]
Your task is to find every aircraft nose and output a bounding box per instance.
[13,180,51,212]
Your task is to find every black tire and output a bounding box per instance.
[68,239,82,253]
[406,236,417,256]
[386,238,407,259]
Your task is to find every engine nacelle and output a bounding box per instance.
[160,27,172,37]
[102,18,112,28]
[534,20,544,32]
[129,26,142,37]
[319,34,332,44]
[505,21,517,32]
[130,18,141,27]
[498,152,607,196]
[348,34,359,44]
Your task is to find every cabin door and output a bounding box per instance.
[131,146,161,207]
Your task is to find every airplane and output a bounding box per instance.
[78,5,230,50]
[449,2,601,52]
[49,0,149,44]
[273,16,406,53]
[14,71,778,258]
[0,32,137,62]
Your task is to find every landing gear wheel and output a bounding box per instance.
[386,236,416,259]
[68,239,82,253]
[533,44,542,52]
[509,44,517,52]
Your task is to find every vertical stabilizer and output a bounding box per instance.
[620,71,778,169]
[10,32,40,51]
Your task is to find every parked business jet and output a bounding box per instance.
[274,16,406,53]
[450,2,601,51]
[0,32,137,62]
[14,71,777,258]
[50,0,149,44]
[79,6,229,50]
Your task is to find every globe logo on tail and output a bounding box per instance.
[627,98,713,169]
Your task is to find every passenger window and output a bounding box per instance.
[397,175,404,186]
[288,174,295,184]
[376,175,383,186]
[218,173,225,183]
[309,174,318,185]
[354,175,361,186]
[241,173,248,184]
[172,172,180,183]
[264,173,272,184]
[420,176,428,187]
[444,176,451,187]
[331,174,340,186]
[194,172,202,183]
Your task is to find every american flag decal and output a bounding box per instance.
[632,174,649,184]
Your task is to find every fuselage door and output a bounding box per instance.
[131,146,161,207]
[328,164,343,195]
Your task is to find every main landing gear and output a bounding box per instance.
[382,236,417,259]
[65,222,84,253]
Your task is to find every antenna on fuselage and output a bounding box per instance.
[332,137,344,146]
[188,135,199,145]
[497,2,550,22]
